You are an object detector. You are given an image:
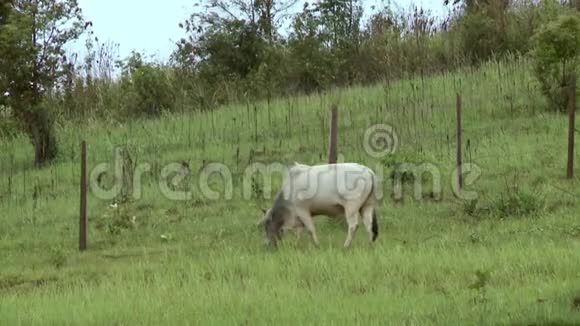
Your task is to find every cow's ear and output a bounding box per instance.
[256,211,268,227]
[256,218,265,227]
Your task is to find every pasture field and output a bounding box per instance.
[1,58,580,325]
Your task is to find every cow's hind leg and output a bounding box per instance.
[343,206,360,248]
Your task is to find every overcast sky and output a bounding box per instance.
[73,0,448,62]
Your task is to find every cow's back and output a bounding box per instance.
[281,163,375,211]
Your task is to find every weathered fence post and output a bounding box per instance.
[79,141,87,251]
[456,93,463,190]
[328,105,338,164]
[567,74,576,179]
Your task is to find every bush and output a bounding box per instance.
[128,65,176,117]
[491,186,545,218]
[505,0,564,55]
[465,13,502,63]
[463,198,479,217]
[532,13,580,112]
[95,204,138,236]
[462,182,545,220]
[116,51,177,117]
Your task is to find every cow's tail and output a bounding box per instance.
[372,209,379,242]
[365,170,379,242]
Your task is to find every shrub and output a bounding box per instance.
[462,182,545,220]
[491,184,545,218]
[505,0,564,54]
[95,204,138,236]
[532,13,580,112]
[117,51,177,117]
[463,198,479,217]
[129,65,176,117]
[455,10,502,64]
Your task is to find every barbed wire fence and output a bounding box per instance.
[0,58,577,228]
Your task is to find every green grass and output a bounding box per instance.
[1,57,580,325]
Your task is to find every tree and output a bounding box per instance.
[316,0,363,51]
[175,0,300,69]
[0,0,87,166]
[184,0,298,42]
[532,13,580,112]
[119,51,177,117]
[287,3,335,92]
[444,0,511,63]
[173,0,298,102]
[285,0,364,87]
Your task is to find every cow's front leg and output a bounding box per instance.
[293,223,304,246]
[296,211,319,247]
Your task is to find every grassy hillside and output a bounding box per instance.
[1,58,580,325]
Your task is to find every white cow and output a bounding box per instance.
[258,162,380,248]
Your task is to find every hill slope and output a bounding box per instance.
[1,58,580,325]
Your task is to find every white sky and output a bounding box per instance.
[72,0,448,62]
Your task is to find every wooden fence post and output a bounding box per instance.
[79,141,87,251]
[328,105,338,164]
[456,93,463,190]
[567,74,576,179]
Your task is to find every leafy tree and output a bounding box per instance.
[173,0,299,104]
[199,19,265,80]
[119,51,176,117]
[185,0,299,43]
[285,0,364,87]
[0,0,87,166]
[357,8,404,81]
[316,0,363,83]
[532,13,580,112]
[175,0,298,71]
[445,0,511,63]
[456,10,498,63]
[314,0,363,50]
[286,2,335,92]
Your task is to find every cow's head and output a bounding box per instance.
[259,206,286,247]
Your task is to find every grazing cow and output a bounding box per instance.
[258,162,380,248]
